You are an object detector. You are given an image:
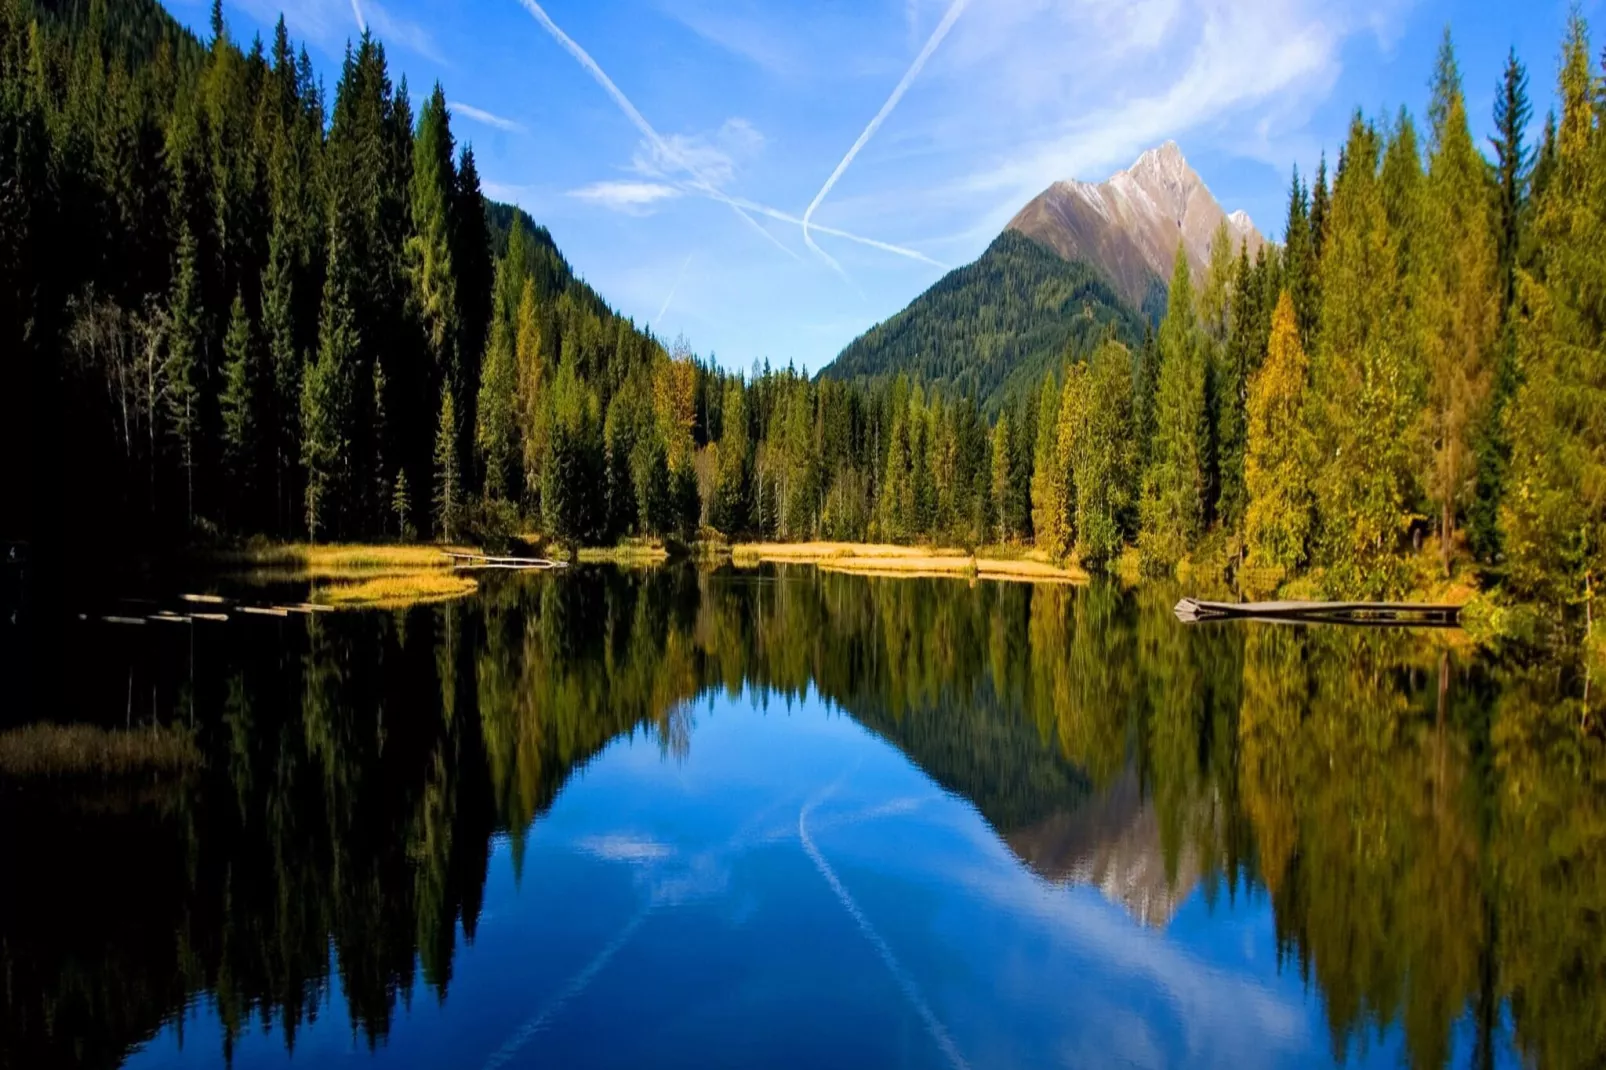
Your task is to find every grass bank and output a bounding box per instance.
[208,541,477,576]
[0,722,200,778]
[311,572,480,610]
[729,542,1088,584]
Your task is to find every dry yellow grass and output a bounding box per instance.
[577,541,671,565]
[212,542,477,578]
[0,723,200,778]
[730,542,1087,584]
[312,572,479,610]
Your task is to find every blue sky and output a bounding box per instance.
[169,0,1582,373]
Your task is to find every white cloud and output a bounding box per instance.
[449,101,524,133]
[569,180,685,215]
[632,117,766,189]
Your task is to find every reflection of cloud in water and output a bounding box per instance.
[575,833,674,864]
[955,861,1307,1064]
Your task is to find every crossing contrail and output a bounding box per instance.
[515,0,797,259]
[720,194,947,268]
[655,253,694,331]
[800,0,971,266]
[350,0,367,33]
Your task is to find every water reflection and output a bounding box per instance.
[2,566,1602,1068]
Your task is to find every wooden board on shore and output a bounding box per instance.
[1175,598,1462,627]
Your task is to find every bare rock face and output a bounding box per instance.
[1006,141,1264,309]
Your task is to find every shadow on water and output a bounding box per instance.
[1,564,1603,1068]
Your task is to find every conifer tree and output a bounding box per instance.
[1071,341,1136,567]
[1502,14,1606,617]
[302,223,359,540]
[1310,155,1330,261]
[164,220,204,528]
[408,86,459,393]
[1420,30,1499,575]
[219,291,258,515]
[392,469,414,540]
[1311,114,1421,596]
[475,316,517,501]
[1216,245,1256,534]
[1140,244,1207,572]
[1282,168,1318,344]
[990,412,1015,542]
[261,217,299,531]
[1245,292,1315,572]
[1030,371,1068,558]
[432,385,459,541]
[1471,48,1533,561]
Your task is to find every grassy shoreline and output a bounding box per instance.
[729,542,1089,584]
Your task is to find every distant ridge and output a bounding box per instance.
[822,142,1264,408]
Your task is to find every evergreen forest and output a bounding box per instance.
[4,0,1604,634]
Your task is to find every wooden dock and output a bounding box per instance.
[1174,598,1462,627]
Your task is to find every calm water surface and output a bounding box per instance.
[4,566,1603,1069]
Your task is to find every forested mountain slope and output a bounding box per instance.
[822,230,1147,412]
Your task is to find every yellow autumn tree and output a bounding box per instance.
[1244,291,1316,573]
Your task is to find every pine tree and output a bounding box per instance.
[219,291,258,517]
[475,315,517,501]
[1490,47,1532,321]
[261,216,299,532]
[713,380,751,535]
[408,85,459,412]
[1030,371,1068,558]
[452,145,492,449]
[1282,167,1318,344]
[1216,245,1257,534]
[1311,113,1421,596]
[1501,13,1606,618]
[1471,47,1534,561]
[432,384,459,541]
[1139,243,1207,572]
[164,221,204,529]
[1245,292,1315,573]
[1420,30,1499,575]
[1070,341,1136,568]
[1310,154,1330,261]
[990,412,1014,542]
[392,468,414,540]
[302,223,359,540]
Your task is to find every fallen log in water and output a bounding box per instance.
[1175,598,1462,627]
[442,552,567,570]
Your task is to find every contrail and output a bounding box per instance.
[515,0,797,260]
[800,0,971,265]
[481,904,654,1070]
[655,253,694,331]
[350,0,367,33]
[799,787,970,1070]
[721,194,947,268]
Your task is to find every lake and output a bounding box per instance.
[3,565,1602,1069]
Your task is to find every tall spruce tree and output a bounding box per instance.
[1070,340,1136,568]
[1139,243,1207,572]
[1029,371,1068,558]
[1501,14,1606,620]
[1420,30,1499,575]
[165,220,204,529]
[1471,47,1534,561]
[1312,113,1421,596]
[218,290,258,519]
[431,384,459,540]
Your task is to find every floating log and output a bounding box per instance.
[179,593,228,605]
[102,615,147,626]
[239,605,290,618]
[1175,598,1462,627]
[442,551,566,570]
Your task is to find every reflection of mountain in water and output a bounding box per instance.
[4,566,1602,1070]
[1003,769,1200,927]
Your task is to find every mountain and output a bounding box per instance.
[822,142,1262,410]
[1008,141,1264,309]
[822,230,1147,412]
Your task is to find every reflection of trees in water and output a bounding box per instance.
[2,567,1602,1069]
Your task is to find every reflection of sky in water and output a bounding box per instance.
[128,688,1514,1070]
